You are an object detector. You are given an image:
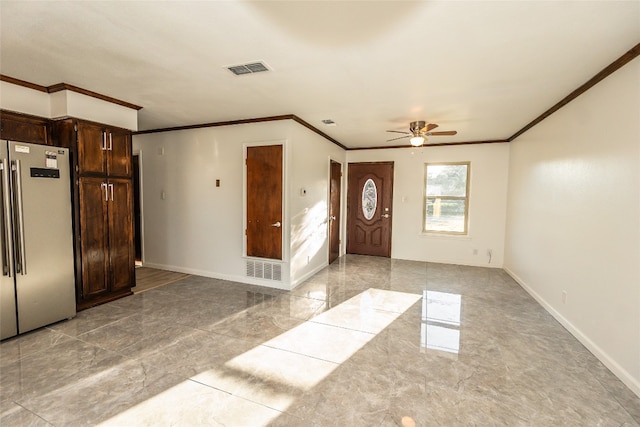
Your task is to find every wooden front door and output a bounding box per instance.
[347,162,394,257]
[246,145,283,260]
[329,160,342,264]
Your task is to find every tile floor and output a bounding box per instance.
[1,255,639,426]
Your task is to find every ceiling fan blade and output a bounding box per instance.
[386,130,410,134]
[427,130,457,136]
[425,123,439,132]
[386,135,410,142]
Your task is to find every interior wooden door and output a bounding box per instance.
[108,178,135,291]
[78,177,109,298]
[246,145,283,260]
[329,160,342,264]
[347,162,394,257]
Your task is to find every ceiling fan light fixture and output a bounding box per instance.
[410,136,424,146]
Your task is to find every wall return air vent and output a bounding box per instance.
[227,62,270,76]
[246,259,282,281]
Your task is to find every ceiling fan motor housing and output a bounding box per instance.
[410,121,426,134]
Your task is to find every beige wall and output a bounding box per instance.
[504,59,640,395]
[347,143,510,267]
[133,120,346,290]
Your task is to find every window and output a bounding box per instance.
[424,162,470,234]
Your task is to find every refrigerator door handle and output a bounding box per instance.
[11,160,26,275]
[108,132,113,151]
[102,131,107,151]
[109,183,114,201]
[0,160,11,277]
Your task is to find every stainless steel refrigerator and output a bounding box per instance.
[0,140,76,340]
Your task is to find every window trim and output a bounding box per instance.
[423,161,471,235]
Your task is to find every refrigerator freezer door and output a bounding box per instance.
[0,143,17,340]
[9,142,76,333]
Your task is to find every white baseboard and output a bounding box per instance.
[140,262,291,291]
[504,266,640,398]
[394,255,503,269]
[290,262,328,289]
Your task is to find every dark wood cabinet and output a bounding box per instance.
[77,122,131,177]
[0,110,51,145]
[107,178,135,291]
[55,118,135,309]
[107,130,132,177]
[78,177,134,301]
[78,177,110,298]
[0,112,135,309]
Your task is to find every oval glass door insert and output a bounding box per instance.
[362,178,377,220]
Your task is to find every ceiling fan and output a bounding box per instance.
[386,121,457,146]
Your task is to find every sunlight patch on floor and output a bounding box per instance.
[98,288,421,426]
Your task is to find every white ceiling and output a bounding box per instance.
[1,1,638,148]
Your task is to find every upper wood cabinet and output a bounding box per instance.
[77,121,131,177]
[0,110,51,145]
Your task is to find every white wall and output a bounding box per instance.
[1,81,138,131]
[288,125,346,286]
[50,90,138,131]
[504,59,640,396]
[0,81,50,118]
[347,143,510,267]
[133,120,346,290]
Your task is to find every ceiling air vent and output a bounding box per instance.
[227,62,270,76]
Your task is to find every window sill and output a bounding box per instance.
[418,232,472,241]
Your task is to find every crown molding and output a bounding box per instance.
[0,75,142,111]
[508,42,640,142]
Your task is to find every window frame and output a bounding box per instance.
[423,161,471,235]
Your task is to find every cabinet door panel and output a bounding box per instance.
[77,122,106,175]
[1,116,49,145]
[107,130,131,177]
[108,179,134,291]
[79,178,109,298]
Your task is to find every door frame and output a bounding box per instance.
[242,140,288,262]
[327,158,343,263]
[132,149,144,265]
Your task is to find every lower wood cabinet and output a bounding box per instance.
[78,177,134,308]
